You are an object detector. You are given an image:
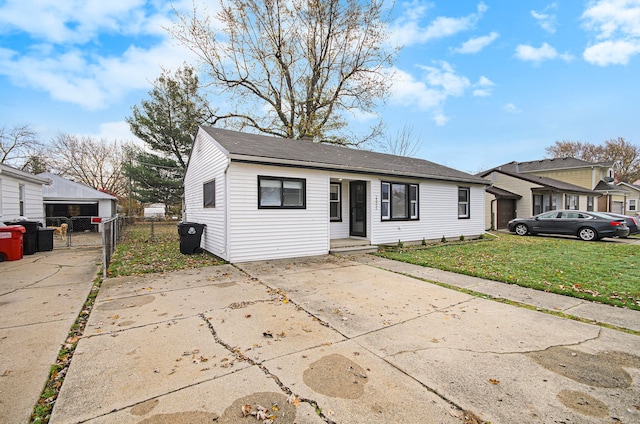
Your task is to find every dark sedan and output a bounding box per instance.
[600,212,639,236]
[507,210,630,241]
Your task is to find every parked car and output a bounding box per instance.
[507,210,629,241]
[600,212,639,236]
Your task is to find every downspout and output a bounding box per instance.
[490,198,496,230]
[223,157,231,260]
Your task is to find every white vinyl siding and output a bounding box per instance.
[0,173,44,223]
[329,179,349,239]
[227,163,328,262]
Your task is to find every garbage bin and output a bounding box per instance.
[177,222,206,254]
[38,228,55,252]
[0,225,26,261]
[3,220,40,255]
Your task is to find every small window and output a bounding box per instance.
[587,196,595,212]
[330,183,341,221]
[565,194,579,210]
[203,179,215,208]
[629,199,637,211]
[381,182,418,221]
[19,184,25,216]
[258,176,306,209]
[458,187,470,219]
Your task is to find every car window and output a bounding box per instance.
[538,211,559,219]
[560,212,580,219]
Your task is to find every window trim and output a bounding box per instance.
[381,181,419,221]
[203,179,216,208]
[258,176,306,209]
[458,187,470,219]
[329,182,342,222]
[629,199,637,211]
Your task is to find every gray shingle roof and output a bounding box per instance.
[486,169,597,194]
[199,126,488,185]
[38,172,117,201]
[485,157,614,173]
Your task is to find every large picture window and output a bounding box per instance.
[381,182,419,221]
[458,187,470,219]
[258,176,306,209]
[203,179,215,208]
[565,194,579,210]
[330,183,341,221]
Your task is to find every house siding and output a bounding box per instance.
[329,179,350,239]
[183,131,229,259]
[486,172,541,220]
[0,174,44,223]
[227,163,329,262]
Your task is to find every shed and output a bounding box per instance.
[1,163,48,223]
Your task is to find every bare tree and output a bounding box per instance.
[0,124,44,169]
[380,125,422,157]
[49,134,128,197]
[545,138,640,183]
[170,0,396,145]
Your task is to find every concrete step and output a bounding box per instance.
[330,245,379,255]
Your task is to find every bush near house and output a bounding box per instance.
[378,234,640,311]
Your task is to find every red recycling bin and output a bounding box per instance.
[0,225,26,261]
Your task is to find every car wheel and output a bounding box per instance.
[578,227,597,241]
[514,223,529,236]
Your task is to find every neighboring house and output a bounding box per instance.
[38,172,117,231]
[183,126,489,263]
[144,203,166,219]
[0,163,48,223]
[478,157,621,230]
[617,182,640,216]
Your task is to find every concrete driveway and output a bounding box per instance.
[0,248,101,423]
[46,254,640,424]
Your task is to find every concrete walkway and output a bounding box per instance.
[0,248,101,424]
[46,254,640,424]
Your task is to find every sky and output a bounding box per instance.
[1,0,640,174]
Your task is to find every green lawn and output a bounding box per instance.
[378,234,640,311]
[108,221,224,277]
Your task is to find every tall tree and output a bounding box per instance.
[49,133,128,197]
[545,138,640,183]
[126,64,213,171]
[170,0,396,145]
[380,125,422,157]
[0,124,44,169]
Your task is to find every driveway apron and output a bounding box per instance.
[49,255,640,424]
[0,248,101,424]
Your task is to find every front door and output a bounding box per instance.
[350,181,366,237]
[496,199,516,229]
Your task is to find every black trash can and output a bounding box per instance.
[3,220,40,255]
[177,222,206,254]
[38,228,55,252]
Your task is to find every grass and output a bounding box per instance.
[108,221,224,277]
[378,233,640,311]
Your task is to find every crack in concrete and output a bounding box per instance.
[0,265,62,297]
[198,312,336,424]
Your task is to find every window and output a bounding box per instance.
[629,199,637,211]
[533,194,543,215]
[19,184,25,216]
[203,179,215,208]
[565,194,579,210]
[330,183,341,221]
[587,196,595,212]
[258,176,306,208]
[458,187,470,219]
[381,182,419,221]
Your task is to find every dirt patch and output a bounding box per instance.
[130,398,159,416]
[96,295,155,310]
[137,411,219,423]
[216,392,296,424]
[303,353,368,399]
[557,390,609,417]
[526,347,637,388]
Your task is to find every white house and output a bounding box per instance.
[0,163,48,223]
[144,203,166,219]
[183,127,489,263]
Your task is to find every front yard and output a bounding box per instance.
[378,233,640,311]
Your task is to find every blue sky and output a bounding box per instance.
[1,0,639,174]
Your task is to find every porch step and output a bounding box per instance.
[329,245,379,255]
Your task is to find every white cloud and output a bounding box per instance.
[531,3,558,34]
[387,62,471,125]
[503,103,521,114]
[90,121,137,142]
[472,76,495,97]
[515,43,574,63]
[390,2,488,47]
[452,32,499,54]
[581,0,640,65]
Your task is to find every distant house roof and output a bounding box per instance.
[0,163,49,184]
[618,182,640,193]
[484,158,614,173]
[198,126,488,185]
[480,169,598,195]
[38,172,117,201]
[593,180,629,194]
[486,186,522,199]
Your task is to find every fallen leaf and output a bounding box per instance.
[241,404,252,417]
[489,378,500,384]
[263,331,273,338]
[287,394,300,406]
